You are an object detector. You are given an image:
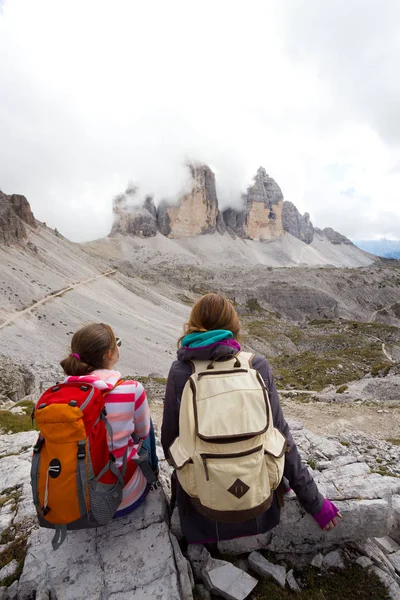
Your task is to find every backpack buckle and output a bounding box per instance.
[77,441,86,460]
[33,436,44,454]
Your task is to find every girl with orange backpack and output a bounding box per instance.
[32,323,158,548]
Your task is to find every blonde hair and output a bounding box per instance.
[180,293,241,345]
[60,323,117,376]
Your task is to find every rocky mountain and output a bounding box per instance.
[110,164,357,254]
[0,191,36,245]
[223,167,284,241]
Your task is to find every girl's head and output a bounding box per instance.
[60,323,119,376]
[183,293,241,340]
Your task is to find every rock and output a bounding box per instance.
[0,558,18,581]
[0,191,36,245]
[111,189,157,237]
[286,569,301,592]
[203,563,258,600]
[5,580,19,600]
[282,201,314,244]
[388,552,400,575]
[311,553,323,568]
[0,356,35,404]
[267,497,393,554]
[170,506,183,540]
[322,550,345,570]
[217,531,271,555]
[374,537,400,555]
[248,551,286,588]
[18,487,183,600]
[170,534,194,599]
[240,168,284,241]
[186,544,211,581]
[356,556,373,568]
[157,165,220,239]
[354,539,397,578]
[318,227,353,245]
[370,566,400,600]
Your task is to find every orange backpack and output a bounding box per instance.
[31,381,126,549]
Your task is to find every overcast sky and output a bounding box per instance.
[1,0,400,242]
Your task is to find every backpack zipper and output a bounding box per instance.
[197,369,248,380]
[200,444,263,482]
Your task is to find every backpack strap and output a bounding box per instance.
[52,525,67,551]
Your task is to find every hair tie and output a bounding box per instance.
[71,353,80,360]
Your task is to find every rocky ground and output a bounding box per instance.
[2,411,400,598]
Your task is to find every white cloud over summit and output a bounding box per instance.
[1,0,400,241]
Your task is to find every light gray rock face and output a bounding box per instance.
[18,488,186,600]
[0,356,35,404]
[248,551,286,588]
[282,201,314,244]
[203,563,258,600]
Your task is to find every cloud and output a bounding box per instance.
[0,0,400,242]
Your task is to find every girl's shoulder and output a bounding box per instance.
[107,379,145,399]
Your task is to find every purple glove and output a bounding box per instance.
[312,498,339,529]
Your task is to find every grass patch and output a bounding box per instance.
[0,535,28,587]
[307,459,316,469]
[386,438,400,446]
[253,564,390,599]
[246,298,263,312]
[269,343,389,391]
[0,403,37,434]
[371,466,399,477]
[336,385,348,394]
[340,440,351,447]
[0,486,27,587]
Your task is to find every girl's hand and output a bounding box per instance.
[324,512,343,531]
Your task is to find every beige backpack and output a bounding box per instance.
[169,351,287,522]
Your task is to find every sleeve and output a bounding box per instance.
[161,364,180,459]
[252,355,325,515]
[133,382,151,440]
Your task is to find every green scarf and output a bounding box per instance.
[181,329,233,348]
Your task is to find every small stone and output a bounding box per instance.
[356,556,373,569]
[388,551,400,575]
[286,569,301,592]
[204,563,258,600]
[323,550,345,570]
[248,551,286,588]
[374,537,400,555]
[311,553,323,568]
[0,558,18,581]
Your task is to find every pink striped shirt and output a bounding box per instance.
[64,369,151,512]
